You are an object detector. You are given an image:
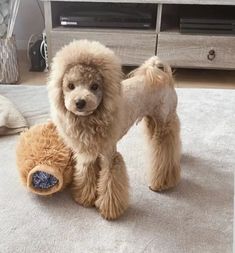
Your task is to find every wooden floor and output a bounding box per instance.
[18,51,235,89]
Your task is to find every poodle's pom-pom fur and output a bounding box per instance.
[47,40,124,155]
[144,113,181,191]
[47,40,123,120]
[95,152,129,220]
[71,158,100,207]
[128,56,173,87]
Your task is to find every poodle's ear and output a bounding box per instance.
[48,81,66,114]
[47,64,67,115]
[128,56,173,87]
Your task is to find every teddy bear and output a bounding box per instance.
[16,122,74,196]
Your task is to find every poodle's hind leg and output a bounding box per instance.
[95,152,129,220]
[71,154,99,207]
[144,113,181,192]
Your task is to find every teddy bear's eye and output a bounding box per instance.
[68,83,75,90]
[90,83,99,91]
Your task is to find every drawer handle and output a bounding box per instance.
[207,49,216,61]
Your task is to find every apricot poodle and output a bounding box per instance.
[48,40,181,220]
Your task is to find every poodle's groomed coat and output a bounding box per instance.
[48,40,181,220]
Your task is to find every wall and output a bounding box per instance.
[13,0,44,49]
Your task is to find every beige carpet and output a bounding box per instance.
[0,85,234,253]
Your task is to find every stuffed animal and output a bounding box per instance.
[16,122,74,196]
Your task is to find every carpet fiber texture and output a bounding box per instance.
[0,85,234,253]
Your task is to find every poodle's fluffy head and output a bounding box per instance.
[48,40,122,123]
[62,64,104,116]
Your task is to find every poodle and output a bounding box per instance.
[48,40,181,220]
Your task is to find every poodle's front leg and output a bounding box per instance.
[95,151,129,220]
[71,153,99,207]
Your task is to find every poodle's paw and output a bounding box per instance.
[71,168,98,207]
[149,166,181,192]
[71,183,97,207]
[95,193,128,220]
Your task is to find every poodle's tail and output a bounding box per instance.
[128,56,174,88]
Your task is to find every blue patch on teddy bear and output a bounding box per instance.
[32,171,58,189]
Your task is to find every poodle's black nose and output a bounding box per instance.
[76,99,86,109]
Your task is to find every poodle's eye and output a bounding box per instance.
[68,83,75,90]
[90,83,99,91]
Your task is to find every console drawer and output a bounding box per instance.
[157,33,235,69]
[50,29,156,65]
